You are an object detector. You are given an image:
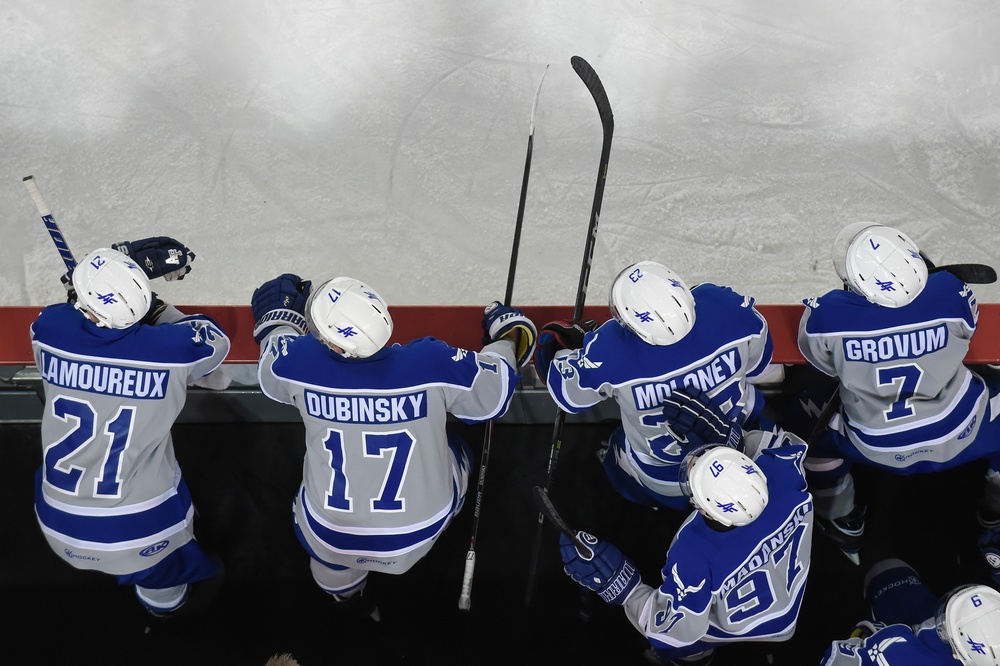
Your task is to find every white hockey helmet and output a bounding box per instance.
[306,277,393,358]
[935,585,1000,665]
[72,248,153,329]
[678,445,769,527]
[609,261,696,346]
[832,222,928,308]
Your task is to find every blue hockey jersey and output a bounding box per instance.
[544,283,773,498]
[622,434,813,659]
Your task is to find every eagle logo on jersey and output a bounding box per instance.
[670,563,705,602]
[579,336,603,369]
[866,635,905,665]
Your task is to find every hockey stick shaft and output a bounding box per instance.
[531,485,592,557]
[929,263,996,284]
[459,65,549,611]
[24,175,77,272]
[525,56,613,608]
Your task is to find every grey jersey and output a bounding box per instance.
[798,273,985,469]
[31,304,230,574]
[257,328,520,573]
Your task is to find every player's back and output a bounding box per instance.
[31,303,227,508]
[799,272,983,453]
[549,283,772,465]
[265,335,517,532]
[668,445,814,642]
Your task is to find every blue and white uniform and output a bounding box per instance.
[544,283,773,510]
[257,327,520,580]
[822,559,965,665]
[798,271,1000,518]
[31,302,229,604]
[621,430,814,661]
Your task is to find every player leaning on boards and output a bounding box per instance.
[251,273,536,620]
[30,240,231,618]
[822,557,1000,665]
[797,222,1000,564]
[535,260,775,511]
[556,388,814,666]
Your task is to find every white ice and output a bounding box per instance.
[3,0,999,308]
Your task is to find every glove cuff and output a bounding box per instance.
[599,559,639,604]
[254,309,307,342]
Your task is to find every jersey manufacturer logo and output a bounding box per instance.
[140,540,170,557]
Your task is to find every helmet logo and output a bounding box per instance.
[968,636,987,655]
[874,278,896,292]
[628,268,643,283]
[337,326,358,338]
[742,464,760,476]
[123,260,139,270]
[96,292,118,305]
[634,311,654,323]
[670,278,682,288]
[364,290,378,300]
[715,501,737,514]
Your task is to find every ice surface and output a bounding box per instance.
[3,0,999,308]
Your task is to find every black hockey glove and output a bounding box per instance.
[534,319,598,379]
[251,273,312,343]
[481,301,537,367]
[113,236,195,281]
[661,386,743,451]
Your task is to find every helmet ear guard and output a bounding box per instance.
[832,223,928,308]
[936,585,1000,665]
[678,445,768,527]
[72,248,153,329]
[609,261,696,346]
[306,277,392,358]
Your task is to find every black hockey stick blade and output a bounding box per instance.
[929,263,997,284]
[570,56,613,131]
[531,486,592,558]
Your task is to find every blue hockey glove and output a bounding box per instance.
[661,386,743,450]
[112,237,195,281]
[979,525,1000,586]
[481,301,537,367]
[251,273,312,343]
[534,319,598,379]
[559,531,639,605]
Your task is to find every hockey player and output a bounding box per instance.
[252,273,536,618]
[31,242,231,618]
[797,222,1000,561]
[536,260,774,511]
[557,388,814,665]
[822,558,1000,665]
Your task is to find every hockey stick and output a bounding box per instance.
[458,65,549,612]
[929,264,997,284]
[531,485,592,558]
[23,175,77,272]
[524,55,614,608]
